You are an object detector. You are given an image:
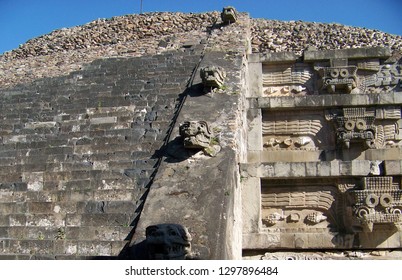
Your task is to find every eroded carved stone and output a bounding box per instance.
[305,212,327,225]
[145,224,192,260]
[262,63,313,96]
[348,177,402,232]
[261,185,338,230]
[326,107,401,149]
[200,66,226,89]
[361,64,402,93]
[315,66,358,93]
[261,48,401,96]
[221,6,238,24]
[179,121,220,156]
[262,212,284,226]
[262,118,323,150]
[326,107,376,149]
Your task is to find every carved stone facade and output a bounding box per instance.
[348,177,402,232]
[260,47,401,97]
[243,47,402,259]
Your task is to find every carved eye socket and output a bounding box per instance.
[340,69,349,78]
[168,229,177,236]
[330,69,339,78]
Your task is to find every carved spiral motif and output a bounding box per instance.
[355,119,367,130]
[379,194,393,208]
[392,208,402,215]
[365,194,379,208]
[344,120,355,131]
[330,69,339,78]
[339,68,349,78]
[356,207,370,218]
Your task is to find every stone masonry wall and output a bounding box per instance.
[0,47,203,259]
[1,8,402,260]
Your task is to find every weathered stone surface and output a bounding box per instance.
[1,8,401,260]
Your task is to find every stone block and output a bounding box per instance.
[290,162,306,177]
[242,177,261,234]
[317,162,331,176]
[330,160,340,176]
[384,160,402,175]
[77,241,112,256]
[257,97,270,108]
[305,162,317,177]
[23,172,44,191]
[274,162,291,177]
[54,240,78,255]
[90,117,117,125]
[26,214,65,227]
[76,226,121,241]
[242,233,281,249]
[0,227,8,239]
[66,214,82,227]
[349,94,370,106]
[260,52,299,63]
[9,240,54,255]
[339,161,352,175]
[9,214,26,226]
[27,202,53,214]
[352,160,370,175]
[7,227,25,239]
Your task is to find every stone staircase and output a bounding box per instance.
[0,49,202,259]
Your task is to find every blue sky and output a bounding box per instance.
[0,0,401,55]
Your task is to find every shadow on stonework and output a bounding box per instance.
[186,83,205,97]
[116,82,207,259]
[164,136,202,163]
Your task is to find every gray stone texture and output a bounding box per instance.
[0,49,202,258]
[1,8,402,260]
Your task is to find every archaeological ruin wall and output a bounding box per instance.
[242,46,402,259]
[0,7,402,260]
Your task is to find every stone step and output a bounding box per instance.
[1,225,133,242]
[0,239,128,257]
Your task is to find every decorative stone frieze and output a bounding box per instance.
[348,177,402,232]
[244,46,402,258]
[262,118,323,150]
[325,107,376,149]
[260,47,401,96]
[261,185,339,231]
[325,107,402,149]
[314,66,358,93]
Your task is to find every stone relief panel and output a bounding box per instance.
[262,111,332,151]
[359,63,402,94]
[262,63,314,96]
[261,185,341,232]
[315,66,358,94]
[346,177,402,233]
[261,50,401,96]
[325,106,402,149]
